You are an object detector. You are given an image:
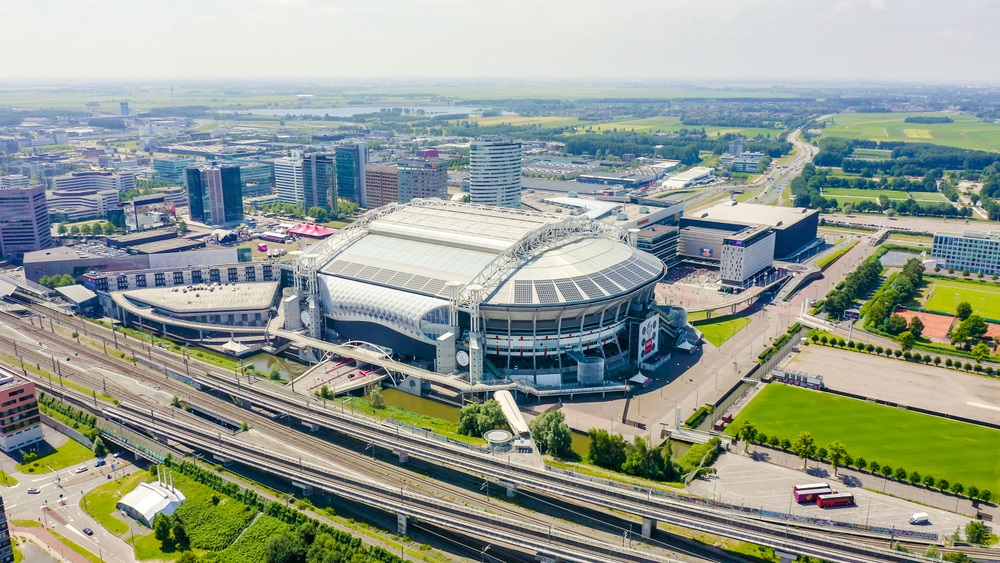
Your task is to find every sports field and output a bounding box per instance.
[692,315,752,347]
[730,384,1000,494]
[922,277,1000,320]
[822,188,948,203]
[821,112,1000,152]
[580,116,781,139]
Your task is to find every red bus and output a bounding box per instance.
[817,492,855,508]
[793,487,832,503]
[793,482,830,493]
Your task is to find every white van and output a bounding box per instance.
[909,512,929,525]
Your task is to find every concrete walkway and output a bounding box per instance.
[12,526,90,563]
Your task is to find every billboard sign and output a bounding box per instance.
[700,247,714,258]
[637,315,659,363]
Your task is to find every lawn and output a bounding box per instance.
[923,277,1000,321]
[82,470,150,535]
[210,515,292,563]
[170,473,258,550]
[462,115,583,128]
[729,384,1000,494]
[822,188,948,204]
[578,116,782,139]
[692,315,753,347]
[16,439,95,473]
[821,112,1000,152]
[815,240,858,271]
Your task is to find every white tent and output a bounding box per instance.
[628,372,650,386]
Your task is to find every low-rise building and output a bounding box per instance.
[932,230,1000,275]
[662,167,714,190]
[0,367,42,453]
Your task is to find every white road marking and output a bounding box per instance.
[967,401,1000,412]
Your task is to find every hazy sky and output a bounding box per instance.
[5,0,999,83]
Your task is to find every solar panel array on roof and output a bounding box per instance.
[324,260,452,298]
[573,276,604,300]
[533,280,560,303]
[554,279,583,301]
[514,280,534,304]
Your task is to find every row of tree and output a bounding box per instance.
[736,425,995,504]
[812,333,1000,370]
[56,221,116,236]
[860,258,924,331]
[822,256,884,318]
[38,274,76,289]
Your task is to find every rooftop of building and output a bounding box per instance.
[686,201,818,228]
[23,244,129,263]
[121,281,279,313]
[55,284,97,304]
[131,238,206,255]
[109,229,178,246]
[936,230,1000,240]
[118,479,186,525]
[0,365,31,390]
[668,167,714,181]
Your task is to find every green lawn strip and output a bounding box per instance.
[132,533,198,561]
[815,240,858,271]
[922,277,1000,321]
[692,315,753,347]
[49,530,102,563]
[12,537,22,563]
[0,468,18,487]
[728,384,1000,493]
[546,459,685,492]
[58,378,115,403]
[81,471,149,535]
[209,514,292,563]
[11,520,41,528]
[343,397,487,446]
[16,439,94,473]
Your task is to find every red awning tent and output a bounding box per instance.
[287,223,335,239]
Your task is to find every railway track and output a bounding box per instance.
[0,302,935,562]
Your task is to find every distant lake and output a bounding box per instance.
[237,105,484,117]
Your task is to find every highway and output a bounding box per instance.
[1,298,932,563]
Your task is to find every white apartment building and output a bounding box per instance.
[469,136,522,208]
[273,156,304,207]
[932,230,1000,275]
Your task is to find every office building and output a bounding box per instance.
[679,201,818,259]
[932,231,1000,275]
[153,157,197,184]
[120,101,130,116]
[0,184,51,260]
[0,366,43,453]
[470,136,522,208]
[303,153,335,212]
[232,161,274,199]
[364,164,399,209]
[398,157,448,203]
[719,226,775,288]
[0,495,12,563]
[335,143,368,207]
[273,156,304,206]
[185,165,243,226]
[0,175,29,189]
[52,170,136,194]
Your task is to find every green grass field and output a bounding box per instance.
[82,471,150,535]
[822,188,948,203]
[16,439,95,473]
[815,240,858,270]
[462,115,583,128]
[821,112,1000,152]
[922,277,1000,320]
[730,385,1000,494]
[579,116,781,139]
[693,315,752,347]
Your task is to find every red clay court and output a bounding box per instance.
[894,309,954,340]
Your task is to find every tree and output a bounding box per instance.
[827,441,848,476]
[972,342,991,363]
[529,410,572,458]
[937,478,950,492]
[588,428,627,471]
[909,470,921,485]
[92,436,108,457]
[178,553,199,563]
[768,435,780,448]
[57,223,68,235]
[816,447,828,462]
[153,513,172,544]
[70,225,81,235]
[967,485,980,499]
[779,438,791,451]
[264,532,307,563]
[908,316,924,338]
[307,207,329,222]
[457,400,506,437]
[923,475,935,488]
[951,482,964,496]
[792,432,815,469]
[923,545,941,559]
[934,356,942,366]
[80,223,93,236]
[367,386,384,409]
[981,490,992,503]
[856,457,867,471]
[621,436,664,480]
[172,519,189,549]
[895,467,908,481]
[736,420,757,453]
[881,464,893,479]
[885,314,908,335]
[177,219,188,234]
[965,521,990,545]
[956,301,973,320]
[898,331,915,351]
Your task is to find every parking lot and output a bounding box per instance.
[688,452,971,536]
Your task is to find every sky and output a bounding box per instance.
[4,0,1000,83]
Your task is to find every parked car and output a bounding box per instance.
[27,488,40,494]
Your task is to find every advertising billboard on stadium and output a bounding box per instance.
[637,315,659,362]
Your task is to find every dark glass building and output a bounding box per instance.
[334,143,368,207]
[0,495,11,563]
[303,153,335,213]
[185,165,244,226]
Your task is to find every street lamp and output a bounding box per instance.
[688,378,698,410]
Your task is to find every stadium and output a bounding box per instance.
[293,200,665,384]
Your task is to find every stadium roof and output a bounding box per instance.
[308,200,661,307]
[690,201,817,228]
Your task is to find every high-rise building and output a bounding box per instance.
[335,143,368,207]
[185,165,243,226]
[303,153,336,212]
[470,136,521,208]
[398,157,448,203]
[0,184,51,260]
[0,494,12,563]
[120,101,130,116]
[0,366,43,453]
[233,161,274,199]
[364,164,399,209]
[153,157,197,184]
[273,156,304,206]
[0,175,29,189]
